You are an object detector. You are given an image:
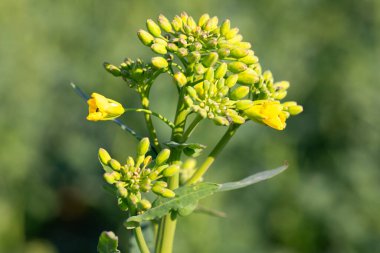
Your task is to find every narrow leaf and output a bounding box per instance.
[164,141,206,157]
[218,165,288,192]
[125,183,220,228]
[97,231,121,253]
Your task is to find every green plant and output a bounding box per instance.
[73,12,302,253]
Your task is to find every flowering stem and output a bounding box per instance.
[186,124,240,185]
[134,226,150,253]
[182,114,203,140]
[124,108,175,128]
[140,94,161,152]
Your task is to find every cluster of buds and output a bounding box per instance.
[98,138,179,214]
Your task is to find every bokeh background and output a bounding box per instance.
[1,0,379,252]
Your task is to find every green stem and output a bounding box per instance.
[155,90,189,253]
[134,226,151,253]
[186,124,240,185]
[182,114,203,140]
[124,108,175,128]
[140,94,161,152]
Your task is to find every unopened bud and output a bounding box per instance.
[215,63,228,79]
[103,172,120,184]
[198,13,210,27]
[139,199,152,210]
[230,86,250,100]
[137,29,154,46]
[117,185,128,198]
[230,48,249,59]
[163,165,180,177]
[174,72,187,87]
[158,14,173,32]
[109,159,121,171]
[137,137,150,156]
[225,74,239,88]
[228,114,246,124]
[202,52,219,67]
[236,100,253,110]
[103,62,121,76]
[186,86,198,100]
[213,116,230,126]
[228,62,247,73]
[217,48,230,58]
[240,54,258,65]
[156,149,171,166]
[172,16,183,31]
[126,156,135,168]
[167,43,179,52]
[205,67,215,82]
[273,81,290,91]
[187,51,201,63]
[151,56,168,69]
[225,27,239,40]
[220,19,231,36]
[151,43,167,54]
[273,91,287,100]
[178,47,188,57]
[187,16,197,30]
[195,63,206,75]
[146,19,161,37]
[237,69,259,85]
[99,148,111,165]
[184,96,194,107]
[288,105,303,115]
[204,16,218,31]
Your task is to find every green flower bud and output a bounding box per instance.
[151,43,167,54]
[161,188,175,198]
[215,63,228,79]
[230,86,250,100]
[186,86,198,100]
[167,43,178,52]
[230,48,249,59]
[225,74,239,88]
[184,96,194,107]
[217,48,230,58]
[220,19,231,36]
[174,72,187,87]
[146,19,161,37]
[217,78,225,89]
[139,199,152,210]
[288,104,303,115]
[198,108,207,118]
[103,172,120,184]
[205,67,215,82]
[158,14,173,33]
[236,100,253,110]
[151,56,168,69]
[109,159,121,171]
[187,16,197,30]
[228,34,243,43]
[239,54,258,65]
[204,16,218,31]
[273,91,287,100]
[103,62,121,76]
[178,47,189,57]
[228,62,247,73]
[99,148,111,165]
[187,51,201,63]
[156,149,171,166]
[273,81,290,91]
[237,69,259,85]
[213,116,230,126]
[137,137,150,156]
[126,156,135,168]
[195,63,206,75]
[163,165,180,177]
[235,42,252,49]
[172,15,183,32]
[225,27,239,39]
[137,29,154,46]
[198,13,210,27]
[202,52,219,67]
[219,86,229,96]
[228,114,246,124]
[117,185,128,198]
[128,194,139,206]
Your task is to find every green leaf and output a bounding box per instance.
[218,164,288,192]
[164,141,206,157]
[97,231,121,253]
[125,183,220,228]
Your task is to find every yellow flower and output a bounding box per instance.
[243,100,288,130]
[87,93,125,121]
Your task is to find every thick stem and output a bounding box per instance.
[134,226,151,253]
[186,124,240,185]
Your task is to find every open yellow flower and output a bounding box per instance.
[87,93,125,121]
[243,100,288,130]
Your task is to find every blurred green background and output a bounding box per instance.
[1,0,379,252]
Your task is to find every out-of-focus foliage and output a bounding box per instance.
[0,0,379,252]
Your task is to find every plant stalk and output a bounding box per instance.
[134,226,151,253]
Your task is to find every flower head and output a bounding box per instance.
[243,100,288,130]
[87,93,125,121]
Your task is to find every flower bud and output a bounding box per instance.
[186,86,198,100]
[238,69,259,85]
[195,63,206,75]
[230,86,250,100]
[167,43,179,52]
[214,63,227,79]
[99,148,111,165]
[205,67,215,82]
[137,29,154,46]
[139,199,152,210]
[239,54,258,65]
[225,27,239,40]
[137,137,150,156]
[204,16,218,31]
[103,172,120,184]
[174,72,187,87]
[187,16,197,30]
[228,114,246,124]
[236,42,252,49]
[187,51,201,63]
[146,19,161,37]
[198,13,210,27]
[220,19,231,36]
[273,81,290,91]
[152,184,175,198]
[236,100,253,110]
[202,52,219,67]
[287,104,303,115]
[273,91,287,100]
[184,96,194,107]
[172,15,183,31]
[103,62,121,76]
[178,47,188,57]
[117,185,128,198]
[217,48,230,58]
[156,149,171,166]
[126,156,135,168]
[163,165,180,177]
[230,48,249,59]
[213,116,230,126]
[228,62,247,73]
[151,43,167,54]
[151,56,168,69]
[158,14,173,33]
[225,74,239,88]
[109,159,121,171]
